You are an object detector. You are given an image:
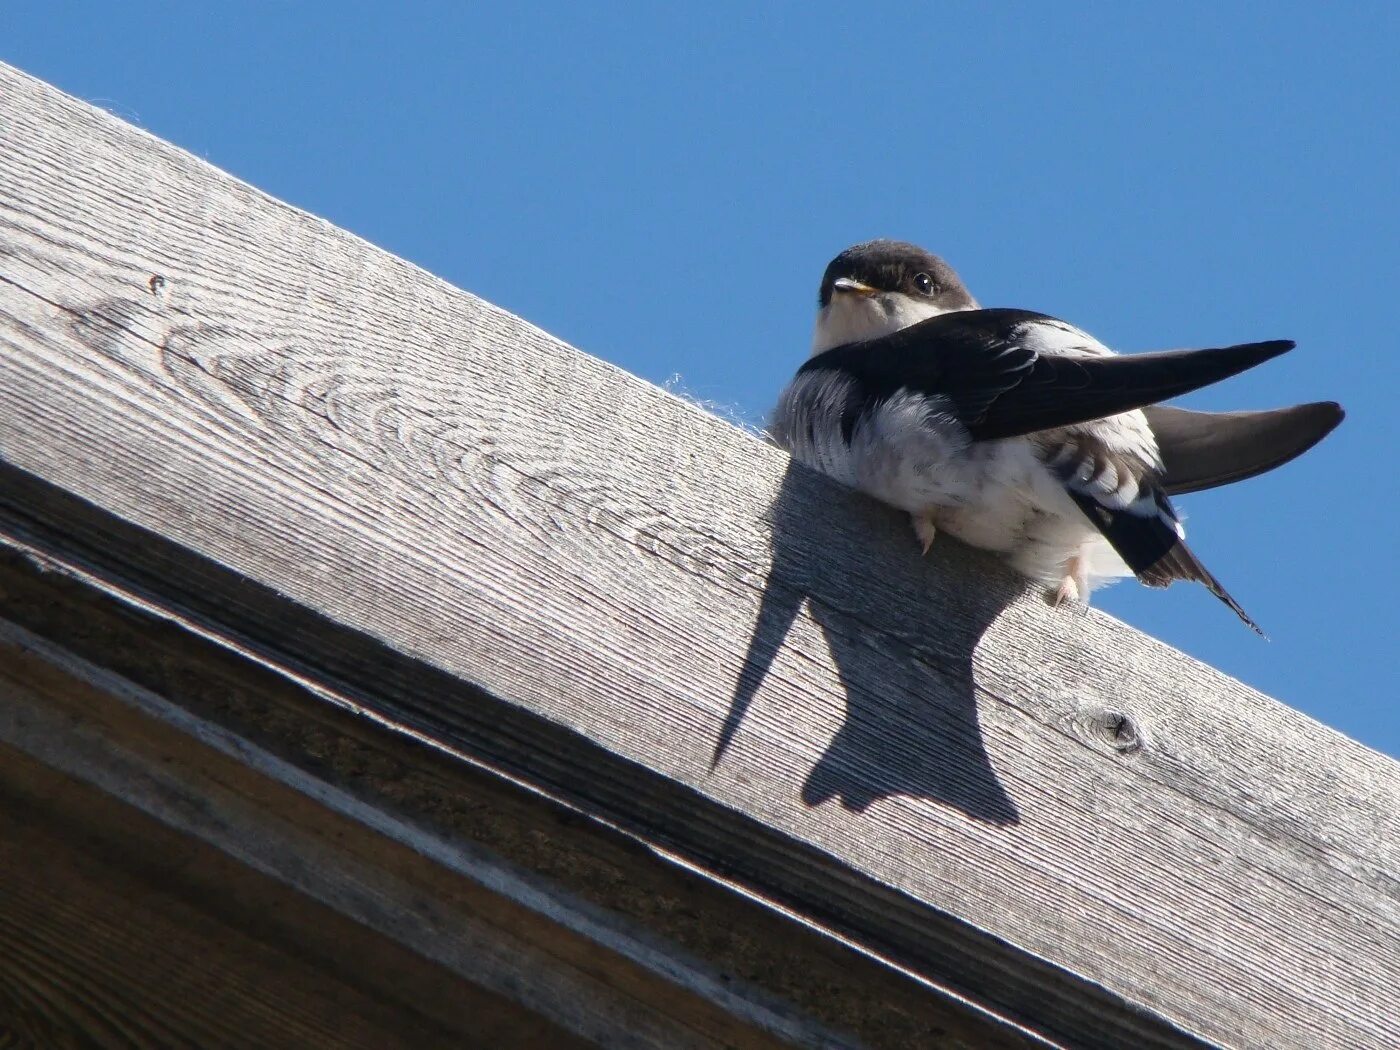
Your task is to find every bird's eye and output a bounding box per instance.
[913,272,935,295]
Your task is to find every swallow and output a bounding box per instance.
[769,240,1345,632]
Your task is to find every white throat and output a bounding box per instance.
[811,291,967,355]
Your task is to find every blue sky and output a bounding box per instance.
[5,4,1396,755]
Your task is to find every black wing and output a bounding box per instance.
[1147,402,1344,495]
[800,308,1295,442]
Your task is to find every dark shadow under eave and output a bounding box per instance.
[714,460,1021,826]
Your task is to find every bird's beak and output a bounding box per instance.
[832,277,879,298]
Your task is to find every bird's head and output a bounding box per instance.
[811,239,978,354]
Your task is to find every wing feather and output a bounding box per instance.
[799,308,1294,442]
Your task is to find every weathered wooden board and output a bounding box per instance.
[0,542,1046,1050]
[0,609,907,1050]
[0,736,591,1050]
[1,61,1397,1048]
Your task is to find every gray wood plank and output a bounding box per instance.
[0,538,1050,1050]
[0,743,592,1050]
[1,61,1397,1048]
[0,613,884,1050]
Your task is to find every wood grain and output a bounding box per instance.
[0,743,593,1050]
[1,612,895,1050]
[0,540,1046,1050]
[1,61,1397,1048]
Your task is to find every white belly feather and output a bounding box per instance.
[771,371,1135,588]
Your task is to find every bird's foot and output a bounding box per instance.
[1051,554,1089,608]
[911,515,938,556]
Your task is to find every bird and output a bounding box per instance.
[769,239,1345,633]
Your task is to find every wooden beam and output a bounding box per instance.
[0,713,593,1050]
[0,61,1396,1048]
[0,597,894,1049]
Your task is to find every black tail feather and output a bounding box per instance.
[1139,541,1265,637]
[1067,489,1265,636]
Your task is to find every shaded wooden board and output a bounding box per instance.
[1,62,1397,1048]
[0,739,586,1050]
[3,610,914,1050]
[0,542,1047,1050]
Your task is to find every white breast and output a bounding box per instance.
[771,372,973,506]
[777,314,1172,590]
[772,364,1138,589]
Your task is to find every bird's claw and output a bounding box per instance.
[1051,554,1089,608]
[911,515,938,556]
[1052,575,1080,607]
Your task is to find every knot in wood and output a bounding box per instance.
[1098,708,1142,753]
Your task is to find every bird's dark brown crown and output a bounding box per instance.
[818,239,977,311]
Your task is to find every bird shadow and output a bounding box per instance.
[714,461,1021,825]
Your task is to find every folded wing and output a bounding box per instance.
[801,308,1296,442]
[1147,402,1345,495]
